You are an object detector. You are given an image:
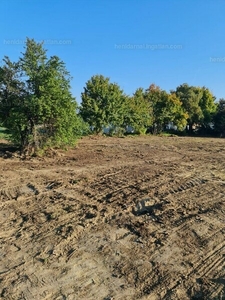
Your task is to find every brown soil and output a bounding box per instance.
[0,136,225,300]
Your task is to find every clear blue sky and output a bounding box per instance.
[1,0,225,103]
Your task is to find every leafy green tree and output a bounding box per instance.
[175,84,203,132]
[199,87,217,127]
[80,75,125,134]
[145,84,163,133]
[145,84,187,133]
[0,38,81,154]
[123,88,152,134]
[175,84,216,133]
[167,93,188,130]
[213,99,225,136]
[0,56,27,147]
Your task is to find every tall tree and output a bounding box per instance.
[146,84,187,133]
[0,56,28,147]
[167,93,188,130]
[175,84,216,133]
[80,75,125,134]
[123,88,152,134]
[175,83,203,132]
[213,98,225,136]
[0,38,81,154]
[199,87,217,127]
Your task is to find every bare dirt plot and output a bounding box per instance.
[0,135,225,300]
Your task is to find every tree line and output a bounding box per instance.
[0,39,224,155]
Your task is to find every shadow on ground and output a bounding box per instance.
[0,142,19,158]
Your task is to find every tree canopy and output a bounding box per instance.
[214,99,225,136]
[80,75,125,134]
[145,84,188,133]
[175,84,216,132]
[0,38,223,153]
[0,38,83,154]
[122,88,152,134]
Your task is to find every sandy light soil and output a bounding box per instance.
[0,135,225,300]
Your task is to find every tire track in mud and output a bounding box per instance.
[113,173,225,299]
[1,136,225,299]
[152,180,225,300]
[167,177,207,195]
[0,165,163,299]
[161,241,225,299]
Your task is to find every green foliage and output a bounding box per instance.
[80,75,126,134]
[175,84,216,132]
[213,99,225,136]
[123,88,152,134]
[145,84,187,133]
[0,127,11,140]
[74,116,91,137]
[199,87,217,125]
[0,39,219,146]
[175,84,203,131]
[167,93,188,130]
[0,38,81,154]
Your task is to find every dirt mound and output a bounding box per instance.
[0,136,225,299]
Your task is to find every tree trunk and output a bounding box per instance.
[30,120,39,155]
[189,122,193,134]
